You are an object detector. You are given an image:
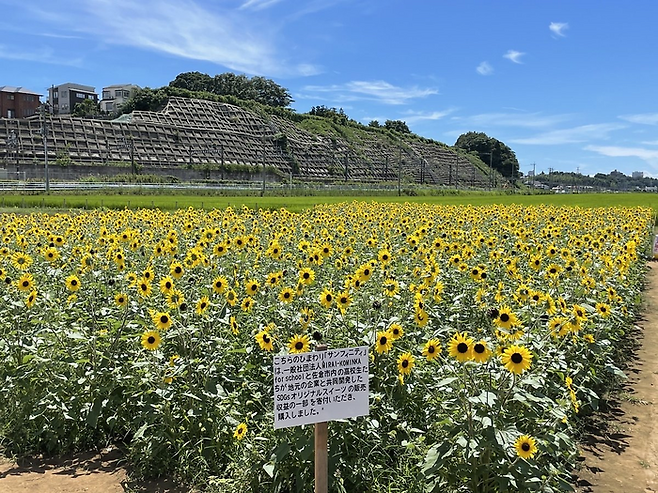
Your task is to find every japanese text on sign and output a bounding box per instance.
[273,346,369,429]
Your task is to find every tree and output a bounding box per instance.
[384,120,411,134]
[368,120,381,128]
[72,98,100,117]
[169,71,294,108]
[454,131,519,178]
[120,87,169,113]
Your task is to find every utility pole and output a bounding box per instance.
[532,162,536,189]
[398,147,402,196]
[261,124,267,198]
[7,130,18,169]
[39,103,50,193]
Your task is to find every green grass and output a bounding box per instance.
[0,192,656,217]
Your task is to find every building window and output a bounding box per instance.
[102,91,112,99]
[61,90,68,97]
[53,91,58,99]
[7,94,14,100]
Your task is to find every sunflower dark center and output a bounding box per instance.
[521,443,530,451]
[500,313,510,322]
[251,284,257,291]
[148,336,156,344]
[511,353,523,364]
[295,341,303,350]
[457,342,468,353]
[428,346,435,354]
[474,343,485,354]
[160,315,168,323]
[22,281,29,287]
[402,360,409,368]
[380,336,388,345]
[71,280,78,285]
[326,294,332,302]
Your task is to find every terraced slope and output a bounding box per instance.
[0,97,492,186]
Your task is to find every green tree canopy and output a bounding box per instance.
[384,120,411,133]
[168,71,294,108]
[454,131,519,178]
[72,98,100,117]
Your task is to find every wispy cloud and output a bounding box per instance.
[0,44,83,67]
[619,113,658,125]
[476,61,493,76]
[239,0,284,10]
[510,123,625,145]
[503,50,525,64]
[301,80,439,105]
[451,112,571,129]
[641,140,658,146]
[549,22,569,37]
[20,0,320,76]
[585,145,658,167]
[401,109,454,124]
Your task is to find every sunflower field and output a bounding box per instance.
[0,202,653,492]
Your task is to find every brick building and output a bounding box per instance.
[0,86,42,118]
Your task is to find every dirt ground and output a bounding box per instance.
[1,262,658,493]
[0,446,189,492]
[574,260,658,493]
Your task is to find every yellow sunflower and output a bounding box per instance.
[375,330,393,354]
[472,340,492,363]
[397,352,415,376]
[65,274,81,292]
[289,334,310,354]
[233,422,247,440]
[389,323,404,340]
[152,311,172,331]
[255,330,274,351]
[448,332,473,362]
[514,434,538,459]
[501,345,533,374]
[278,287,295,303]
[422,338,442,361]
[141,330,161,351]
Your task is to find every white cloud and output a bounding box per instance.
[510,123,625,145]
[0,44,83,67]
[641,140,658,145]
[503,50,525,64]
[451,112,571,129]
[301,80,439,105]
[401,109,454,124]
[476,61,493,75]
[619,113,658,125]
[21,0,319,76]
[240,0,283,10]
[585,145,658,168]
[549,22,569,37]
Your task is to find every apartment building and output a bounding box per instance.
[0,86,41,118]
[100,84,140,113]
[48,83,98,115]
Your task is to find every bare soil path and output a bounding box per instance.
[575,261,658,493]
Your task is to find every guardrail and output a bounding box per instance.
[0,180,410,193]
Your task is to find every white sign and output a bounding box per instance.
[273,346,369,429]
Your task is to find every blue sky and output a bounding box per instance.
[2,0,658,177]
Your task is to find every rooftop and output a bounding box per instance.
[0,86,42,96]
